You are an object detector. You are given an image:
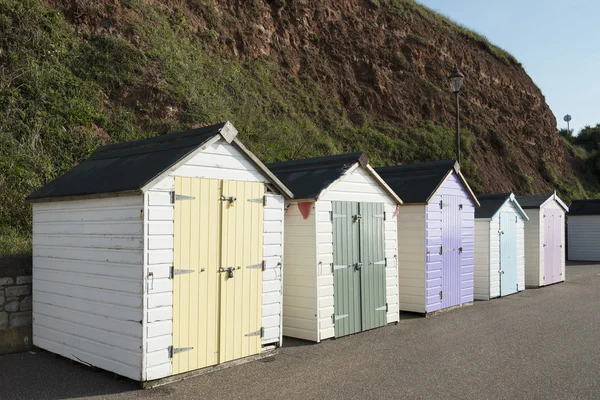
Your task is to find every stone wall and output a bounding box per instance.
[0,255,33,355]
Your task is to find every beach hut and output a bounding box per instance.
[474,193,529,300]
[515,193,568,287]
[375,160,479,314]
[567,199,600,261]
[26,122,293,383]
[266,153,402,341]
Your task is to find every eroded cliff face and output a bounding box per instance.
[209,0,567,193]
[48,0,571,194]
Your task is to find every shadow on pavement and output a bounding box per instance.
[399,311,425,320]
[0,350,139,400]
[281,337,315,348]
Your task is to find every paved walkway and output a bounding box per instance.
[1,263,599,399]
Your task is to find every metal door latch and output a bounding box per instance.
[219,267,236,278]
[354,262,362,271]
[353,214,362,222]
[220,196,237,204]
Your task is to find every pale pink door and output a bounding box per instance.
[543,209,562,285]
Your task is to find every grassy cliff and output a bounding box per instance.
[0,0,597,253]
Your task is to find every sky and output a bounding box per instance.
[417,0,599,134]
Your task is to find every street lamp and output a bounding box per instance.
[448,65,465,164]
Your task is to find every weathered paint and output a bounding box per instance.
[332,201,361,338]
[32,135,286,382]
[500,212,518,296]
[32,196,145,381]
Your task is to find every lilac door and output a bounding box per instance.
[544,209,563,285]
[441,195,462,309]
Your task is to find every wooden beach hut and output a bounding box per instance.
[26,122,292,383]
[376,161,480,314]
[474,193,529,300]
[266,153,402,341]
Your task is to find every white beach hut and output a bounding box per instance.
[26,122,292,383]
[474,193,529,300]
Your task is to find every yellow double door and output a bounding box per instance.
[172,177,264,375]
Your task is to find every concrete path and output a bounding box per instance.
[1,263,599,399]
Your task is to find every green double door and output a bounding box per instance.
[332,201,387,338]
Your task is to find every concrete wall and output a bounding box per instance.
[0,255,33,355]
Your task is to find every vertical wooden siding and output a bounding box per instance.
[172,178,221,375]
[541,201,566,284]
[425,173,474,313]
[359,203,387,331]
[32,196,144,381]
[319,167,399,339]
[143,138,283,380]
[332,202,362,338]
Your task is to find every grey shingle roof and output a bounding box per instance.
[266,152,369,199]
[27,122,278,202]
[375,160,457,203]
[569,199,600,215]
[475,193,512,219]
[515,194,553,209]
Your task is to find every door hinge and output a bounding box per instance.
[459,247,463,254]
[374,259,387,266]
[331,263,351,272]
[170,267,195,279]
[375,303,388,312]
[170,192,195,203]
[440,291,451,299]
[245,327,264,338]
[168,346,193,358]
[247,260,266,271]
[248,196,266,206]
[459,204,463,210]
[374,213,386,220]
[330,212,346,222]
[332,314,348,323]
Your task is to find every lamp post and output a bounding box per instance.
[448,65,465,164]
